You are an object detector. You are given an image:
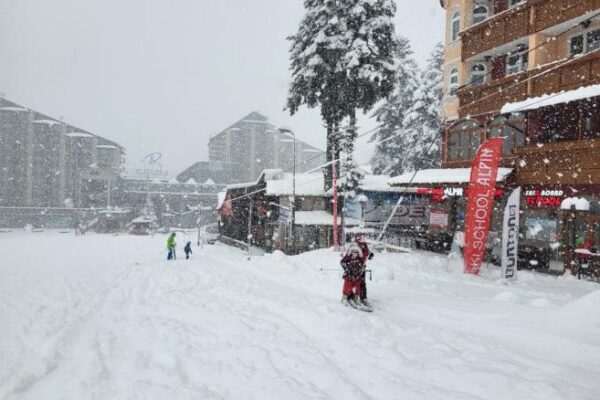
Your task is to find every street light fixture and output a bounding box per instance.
[278,126,296,253]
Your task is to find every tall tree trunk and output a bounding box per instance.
[324,122,333,192]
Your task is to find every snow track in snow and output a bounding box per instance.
[1,232,599,400]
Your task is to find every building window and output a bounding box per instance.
[470,63,486,86]
[448,68,459,96]
[447,120,480,161]
[472,6,488,24]
[488,113,524,154]
[570,28,600,55]
[451,11,460,42]
[581,98,600,139]
[507,49,528,75]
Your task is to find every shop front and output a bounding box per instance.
[388,168,514,255]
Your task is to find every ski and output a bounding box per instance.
[342,298,373,312]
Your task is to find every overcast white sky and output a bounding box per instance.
[0,0,445,176]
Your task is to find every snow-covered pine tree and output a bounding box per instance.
[401,42,445,172]
[336,0,399,196]
[339,113,364,198]
[370,36,420,176]
[287,0,347,190]
[287,0,399,192]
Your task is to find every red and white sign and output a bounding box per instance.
[429,208,449,229]
[524,189,564,208]
[417,187,503,202]
[464,138,504,275]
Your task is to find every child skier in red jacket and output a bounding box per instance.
[340,245,366,308]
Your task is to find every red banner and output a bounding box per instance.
[218,193,233,217]
[464,137,504,275]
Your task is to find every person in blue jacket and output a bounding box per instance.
[184,241,193,259]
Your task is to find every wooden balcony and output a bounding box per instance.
[460,3,530,60]
[515,138,600,186]
[457,50,600,118]
[460,0,600,61]
[530,0,600,33]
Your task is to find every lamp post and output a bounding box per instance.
[278,126,296,253]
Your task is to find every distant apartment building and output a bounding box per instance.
[193,112,325,184]
[0,96,124,209]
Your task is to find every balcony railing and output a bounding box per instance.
[460,0,600,61]
[514,138,600,186]
[530,0,600,33]
[457,50,600,118]
[460,3,530,60]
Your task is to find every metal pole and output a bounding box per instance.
[332,145,339,251]
[291,131,295,254]
[247,198,253,259]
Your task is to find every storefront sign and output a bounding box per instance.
[278,207,291,225]
[417,187,503,202]
[524,189,564,208]
[501,188,520,281]
[429,208,449,229]
[389,204,427,226]
[464,137,504,275]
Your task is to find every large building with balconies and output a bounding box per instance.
[436,0,600,273]
[204,112,326,184]
[0,96,125,210]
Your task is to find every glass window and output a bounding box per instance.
[449,68,459,96]
[488,113,525,154]
[570,29,600,55]
[582,99,600,139]
[507,51,528,75]
[448,120,479,161]
[587,29,600,52]
[470,130,480,156]
[539,104,580,142]
[570,35,584,55]
[460,131,470,158]
[472,6,488,24]
[470,63,486,85]
[451,11,460,42]
[449,132,459,160]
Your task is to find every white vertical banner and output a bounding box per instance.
[501,187,521,281]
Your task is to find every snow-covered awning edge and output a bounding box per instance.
[501,84,600,114]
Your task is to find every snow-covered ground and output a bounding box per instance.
[1,231,599,400]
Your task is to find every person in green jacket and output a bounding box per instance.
[167,232,176,260]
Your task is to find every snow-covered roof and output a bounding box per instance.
[345,226,377,234]
[294,210,360,226]
[227,181,257,190]
[33,119,61,126]
[96,145,118,150]
[359,175,406,192]
[217,191,227,209]
[169,178,179,184]
[65,132,93,138]
[261,169,284,181]
[561,197,590,211]
[186,178,197,185]
[203,178,216,186]
[501,84,600,114]
[266,173,325,196]
[0,106,28,112]
[389,168,513,186]
[226,169,284,191]
[131,216,155,223]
